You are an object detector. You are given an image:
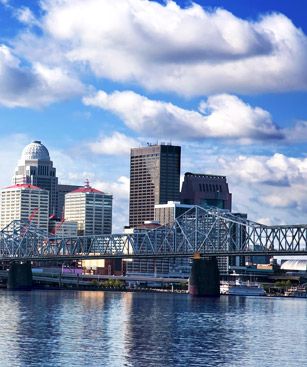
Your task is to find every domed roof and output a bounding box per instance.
[21,141,50,161]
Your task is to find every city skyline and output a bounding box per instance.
[1,0,307,231]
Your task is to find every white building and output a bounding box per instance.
[64,183,112,235]
[0,184,49,231]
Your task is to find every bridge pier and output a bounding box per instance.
[188,257,220,297]
[7,261,32,290]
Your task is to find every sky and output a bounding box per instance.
[1,0,307,231]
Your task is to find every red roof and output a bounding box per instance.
[4,184,42,190]
[71,187,103,194]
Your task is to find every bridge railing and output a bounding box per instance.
[0,206,307,260]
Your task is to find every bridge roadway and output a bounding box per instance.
[1,206,307,261]
[0,270,188,285]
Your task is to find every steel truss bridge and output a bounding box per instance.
[0,206,307,261]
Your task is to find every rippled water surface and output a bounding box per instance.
[0,290,306,366]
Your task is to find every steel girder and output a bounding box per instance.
[0,206,307,261]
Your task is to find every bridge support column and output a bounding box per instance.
[7,261,32,290]
[189,257,220,297]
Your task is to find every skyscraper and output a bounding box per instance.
[0,184,49,231]
[13,141,58,215]
[129,144,181,227]
[180,172,232,210]
[64,182,113,235]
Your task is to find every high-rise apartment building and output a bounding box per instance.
[64,183,113,235]
[0,184,49,231]
[180,172,232,210]
[129,144,181,227]
[13,141,58,215]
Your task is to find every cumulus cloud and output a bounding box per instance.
[0,44,84,107]
[32,0,307,96]
[88,132,139,156]
[83,90,282,141]
[218,153,305,186]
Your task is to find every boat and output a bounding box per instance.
[220,279,266,296]
[284,286,307,298]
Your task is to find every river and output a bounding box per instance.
[0,290,306,366]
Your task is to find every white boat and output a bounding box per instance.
[220,279,266,296]
[284,286,307,298]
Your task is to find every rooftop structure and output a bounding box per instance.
[180,172,232,211]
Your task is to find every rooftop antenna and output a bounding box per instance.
[84,179,90,188]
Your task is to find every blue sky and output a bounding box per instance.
[1,0,307,230]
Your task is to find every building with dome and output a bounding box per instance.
[13,141,58,215]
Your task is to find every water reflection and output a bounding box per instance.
[0,291,306,367]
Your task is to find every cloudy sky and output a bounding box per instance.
[1,0,307,231]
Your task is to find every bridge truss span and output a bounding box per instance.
[0,206,307,261]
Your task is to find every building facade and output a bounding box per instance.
[56,184,82,219]
[180,172,232,210]
[13,141,58,216]
[129,144,181,227]
[49,218,78,237]
[0,184,49,231]
[64,184,113,236]
[154,201,193,226]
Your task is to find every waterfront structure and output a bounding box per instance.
[180,172,232,210]
[129,143,181,227]
[64,182,113,235]
[56,184,82,219]
[13,141,58,215]
[0,184,49,231]
[154,201,193,226]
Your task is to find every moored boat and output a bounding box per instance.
[284,286,307,298]
[220,279,266,296]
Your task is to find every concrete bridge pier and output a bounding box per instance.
[188,256,220,297]
[7,261,33,290]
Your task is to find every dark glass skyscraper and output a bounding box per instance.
[129,144,181,227]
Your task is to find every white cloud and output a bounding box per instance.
[0,44,84,108]
[0,134,30,188]
[14,7,38,26]
[218,153,305,186]
[32,0,307,95]
[83,90,282,141]
[88,132,139,156]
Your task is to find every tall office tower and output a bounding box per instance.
[56,184,82,219]
[64,182,113,235]
[180,172,232,210]
[0,184,49,231]
[129,144,181,227]
[13,141,58,216]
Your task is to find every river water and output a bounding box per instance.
[0,290,306,367]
